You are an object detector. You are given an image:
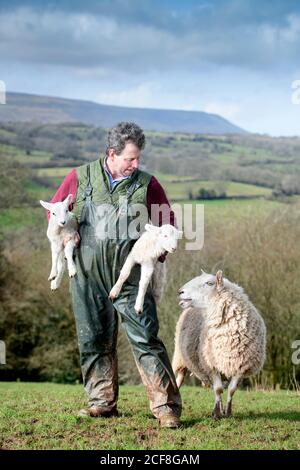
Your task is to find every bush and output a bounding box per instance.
[1,205,300,388]
[0,158,33,208]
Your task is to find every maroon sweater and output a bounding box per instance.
[48,169,176,261]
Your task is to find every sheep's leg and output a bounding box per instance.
[172,330,187,388]
[224,375,241,417]
[48,243,61,281]
[175,368,187,389]
[64,240,77,278]
[109,256,136,300]
[134,262,154,314]
[50,252,65,290]
[212,372,224,419]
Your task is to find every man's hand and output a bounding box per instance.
[158,251,168,263]
[74,232,81,247]
[63,232,81,248]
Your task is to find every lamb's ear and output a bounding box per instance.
[215,270,224,288]
[145,224,160,233]
[63,193,73,207]
[40,200,52,211]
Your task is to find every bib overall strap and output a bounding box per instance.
[126,180,141,198]
[84,164,93,201]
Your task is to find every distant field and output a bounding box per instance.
[35,168,273,199]
[0,143,51,164]
[36,167,73,178]
[0,382,299,450]
[0,207,45,233]
[1,122,299,233]
[158,178,273,199]
[0,197,287,234]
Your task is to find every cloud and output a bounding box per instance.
[0,2,300,75]
[94,82,161,107]
[203,102,240,120]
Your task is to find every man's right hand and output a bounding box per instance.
[74,232,81,247]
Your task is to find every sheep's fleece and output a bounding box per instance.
[173,271,266,385]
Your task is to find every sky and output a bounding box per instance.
[0,0,300,136]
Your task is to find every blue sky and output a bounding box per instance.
[0,0,300,135]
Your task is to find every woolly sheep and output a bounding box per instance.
[172,270,266,418]
[109,223,183,314]
[40,194,79,290]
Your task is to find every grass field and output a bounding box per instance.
[0,382,299,450]
[162,180,273,200]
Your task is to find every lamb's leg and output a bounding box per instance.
[48,243,60,281]
[224,375,241,417]
[134,262,154,314]
[50,252,65,290]
[109,256,136,300]
[64,239,77,278]
[212,372,224,419]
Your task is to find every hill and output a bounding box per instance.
[1,121,300,199]
[0,92,246,135]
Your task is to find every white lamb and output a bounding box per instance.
[109,224,183,314]
[40,194,79,290]
[172,270,266,419]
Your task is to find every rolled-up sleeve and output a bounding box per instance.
[46,169,78,221]
[146,176,177,262]
[146,176,176,227]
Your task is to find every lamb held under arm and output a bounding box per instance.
[40,194,79,290]
[109,223,182,314]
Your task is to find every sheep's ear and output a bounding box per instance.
[145,224,160,233]
[63,194,73,207]
[40,200,52,211]
[215,270,224,288]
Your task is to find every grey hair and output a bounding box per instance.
[106,122,146,155]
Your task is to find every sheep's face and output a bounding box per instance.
[40,194,73,227]
[145,224,183,253]
[178,270,224,309]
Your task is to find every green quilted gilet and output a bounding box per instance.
[73,157,152,222]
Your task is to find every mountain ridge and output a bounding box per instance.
[0,91,247,135]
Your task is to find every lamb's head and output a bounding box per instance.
[178,270,226,309]
[144,223,183,253]
[40,194,73,227]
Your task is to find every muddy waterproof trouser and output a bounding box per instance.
[69,189,181,419]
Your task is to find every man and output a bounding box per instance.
[48,122,181,428]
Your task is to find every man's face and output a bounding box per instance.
[107,142,141,178]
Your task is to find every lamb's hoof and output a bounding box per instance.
[224,402,232,418]
[212,403,223,420]
[50,280,58,290]
[109,287,119,300]
[68,264,77,277]
[134,305,143,315]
